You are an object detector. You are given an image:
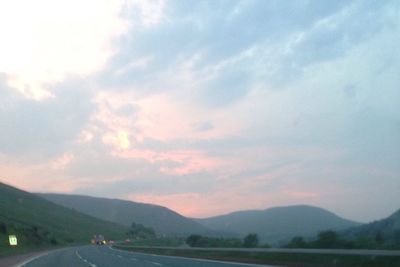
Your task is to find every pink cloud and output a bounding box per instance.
[127,188,297,218]
[284,190,319,198]
[0,155,92,194]
[116,149,223,175]
[92,91,240,147]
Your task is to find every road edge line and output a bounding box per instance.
[13,250,57,267]
[12,247,77,267]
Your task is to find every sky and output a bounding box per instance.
[0,0,399,223]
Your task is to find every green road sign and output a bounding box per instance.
[9,235,18,246]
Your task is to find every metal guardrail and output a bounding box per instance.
[113,245,400,256]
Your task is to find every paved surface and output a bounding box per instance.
[15,246,277,267]
[0,251,50,267]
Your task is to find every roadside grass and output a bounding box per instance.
[113,246,400,267]
[0,182,128,258]
[124,237,184,247]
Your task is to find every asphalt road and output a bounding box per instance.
[16,246,277,267]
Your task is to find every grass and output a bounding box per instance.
[124,237,184,247]
[113,246,400,267]
[0,182,128,257]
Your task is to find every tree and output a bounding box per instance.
[315,230,339,248]
[186,235,243,248]
[375,231,384,244]
[287,236,307,248]
[0,222,7,234]
[243,233,259,248]
[127,222,156,239]
[393,230,400,246]
[186,234,202,247]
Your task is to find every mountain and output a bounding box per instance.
[195,205,361,245]
[39,193,212,237]
[344,208,400,246]
[0,182,127,256]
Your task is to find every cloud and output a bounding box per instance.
[99,0,349,93]
[0,0,399,222]
[0,77,93,159]
[0,0,130,100]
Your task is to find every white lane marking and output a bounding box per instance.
[76,250,97,267]
[14,252,51,267]
[146,260,163,266]
[131,258,138,261]
[117,255,123,259]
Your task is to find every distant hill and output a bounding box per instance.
[39,193,213,237]
[0,182,127,256]
[195,205,361,245]
[344,208,400,246]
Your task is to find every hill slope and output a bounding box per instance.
[39,193,212,236]
[344,208,400,246]
[0,182,127,256]
[195,205,361,245]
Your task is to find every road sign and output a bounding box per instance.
[9,235,18,246]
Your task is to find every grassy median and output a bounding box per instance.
[113,246,400,267]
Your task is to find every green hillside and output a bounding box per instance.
[196,205,361,245]
[39,193,213,237]
[343,208,400,248]
[0,182,128,257]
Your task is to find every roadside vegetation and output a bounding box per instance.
[185,233,267,248]
[113,230,400,267]
[114,246,400,267]
[0,221,59,257]
[126,237,184,247]
[0,182,127,257]
[285,230,400,250]
[126,222,156,239]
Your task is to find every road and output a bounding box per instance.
[15,246,277,267]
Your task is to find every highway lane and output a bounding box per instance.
[17,245,278,267]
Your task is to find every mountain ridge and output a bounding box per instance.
[195,204,361,245]
[39,193,214,237]
[343,208,400,246]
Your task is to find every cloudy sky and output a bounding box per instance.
[0,0,399,223]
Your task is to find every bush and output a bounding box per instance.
[315,230,339,248]
[0,223,7,234]
[186,234,243,248]
[286,236,307,248]
[50,237,58,245]
[127,222,156,239]
[243,233,259,248]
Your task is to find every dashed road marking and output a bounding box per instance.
[76,250,97,267]
[147,260,163,266]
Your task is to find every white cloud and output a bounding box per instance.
[0,0,130,100]
[126,0,166,27]
[102,130,131,150]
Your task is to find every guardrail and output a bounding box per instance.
[113,245,400,256]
